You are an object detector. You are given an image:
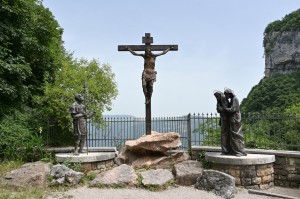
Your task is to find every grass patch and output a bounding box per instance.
[143,179,176,192]
[0,161,24,176]
[0,186,45,199]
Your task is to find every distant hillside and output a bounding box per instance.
[241,9,300,113]
[240,70,300,113]
[264,9,300,77]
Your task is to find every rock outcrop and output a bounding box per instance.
[50,164,84,186]
[125,131,181,154]
[115,132,190,169]
[1,161,51,189]
[140,169,174,187]
[195,170,236,199]
[172,160,203,186]
[264,31,300,77]
[90,164,138,187]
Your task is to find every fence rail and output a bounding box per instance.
[46,113,300,151]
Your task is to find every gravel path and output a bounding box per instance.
[47,186,300,199]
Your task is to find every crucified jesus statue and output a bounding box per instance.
[127,46,172,104]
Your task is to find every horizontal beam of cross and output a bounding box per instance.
[118,45,178,51]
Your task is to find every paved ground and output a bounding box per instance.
[47,186,300,199]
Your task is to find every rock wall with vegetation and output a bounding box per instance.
[264,9,300,77]
[241,9,300,113]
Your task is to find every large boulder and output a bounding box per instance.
[195,170,236,199]
[173,160,203,186]
[90,164,137,187]
[115,146,139,165]
[141,169,174,187]
[1,161,51,189]
[125,132,181,154]
[50,164,84,186]
[115,132,188,169]
[131,151,190,169]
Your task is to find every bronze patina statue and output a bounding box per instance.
[214,88,247,157]
[118,33,178,135]
[127,46,171,104]
[214,91,231,155]
[70,94,87,155]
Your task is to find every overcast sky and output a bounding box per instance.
[43,0,299,117]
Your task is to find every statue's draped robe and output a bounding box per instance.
[70,102,87,136]
[225,96,246,156]
[216,93,231,155]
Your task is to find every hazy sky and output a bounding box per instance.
[43,0,299,117]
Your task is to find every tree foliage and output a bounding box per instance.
[35,56,118,133]
[0,0,119,152]
[0,0,64,116]
[264,8,300,34]
[0,109,45,161]
[240,70,300,113]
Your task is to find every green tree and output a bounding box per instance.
[35,56,118,145]
[0,0,64,116]
[282,103,300,150]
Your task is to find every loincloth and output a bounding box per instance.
[142,70,157,82]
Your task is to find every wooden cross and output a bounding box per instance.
[118,33,178,135]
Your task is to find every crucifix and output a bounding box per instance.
[118,33,178,135]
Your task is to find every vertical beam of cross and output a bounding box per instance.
[118,33,178,135]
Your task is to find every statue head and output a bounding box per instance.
[145,47,151,56]
[213,90,223,101]
[224,88,234,99]
[75,94,84,102]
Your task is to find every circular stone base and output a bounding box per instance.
[55,152,116,171]
[205,152,275,165]
[205,152,275,189]
[55,152,116,163]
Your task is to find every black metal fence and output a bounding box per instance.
[47,113,300,151]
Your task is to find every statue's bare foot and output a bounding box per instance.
[145,98,151,104]
[74,150,79,156]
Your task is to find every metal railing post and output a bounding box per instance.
[187,113,192,151]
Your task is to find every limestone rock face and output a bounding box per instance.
[90,164,137,187]
[125,132,181,153]
[1,161,51,188]
[264,31,300,77]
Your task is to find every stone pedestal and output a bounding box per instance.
[205,152,275,190]
[55,152,116,171]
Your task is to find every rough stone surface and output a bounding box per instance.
[195,170,236,199]
[115,132,189,169]
[90,164,137,187]
[125,132,181,153]
[264,31,300,77]
[2,161,51,188]
[205,152,275,165]
[50,164,84,186]
[141,169,174,186]
[55,152,116,163]
[172,160,203,186]
[131,151,190,169]
[115,146,139,165]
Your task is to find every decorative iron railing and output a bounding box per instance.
[46,113,300,151]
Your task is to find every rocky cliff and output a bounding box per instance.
[264,31,300,77]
